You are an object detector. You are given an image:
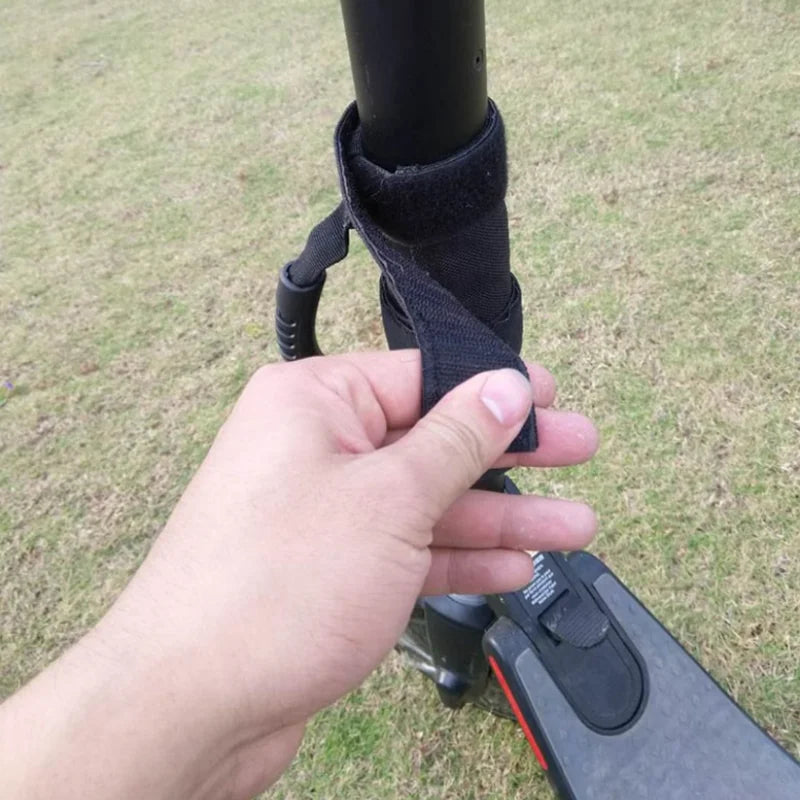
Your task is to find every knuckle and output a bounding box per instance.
[306,356,369,406]
[247,363,281,394]
[245,360,310,403]
[445,551,461,593]
[249,361,294,390]
[424,413,487,476]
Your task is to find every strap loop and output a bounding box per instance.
[276,103,537,452]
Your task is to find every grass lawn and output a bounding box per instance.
[2,0,799,797]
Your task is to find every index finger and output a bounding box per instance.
[331,350,556,430]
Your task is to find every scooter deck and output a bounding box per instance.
[484,551,800,800]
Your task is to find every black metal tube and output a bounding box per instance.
[339,0,488,169]
[340,0,506,493]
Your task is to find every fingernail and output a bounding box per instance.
[480,369,533,426]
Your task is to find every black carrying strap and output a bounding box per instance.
[288,204,350,286]
[284,101,536,453]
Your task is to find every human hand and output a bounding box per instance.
[1,351,598,800]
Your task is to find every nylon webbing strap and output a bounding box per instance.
[286,204,350,287]
[286,103,537,453]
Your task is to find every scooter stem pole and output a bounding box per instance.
[339,0,488,169]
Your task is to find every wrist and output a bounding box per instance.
[77,614,278,800]
[0,615,296,800]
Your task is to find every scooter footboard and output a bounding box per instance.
[484,552,800,800]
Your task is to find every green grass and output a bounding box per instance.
[2,0,799,796]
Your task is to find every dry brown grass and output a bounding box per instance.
[2,0,799,797]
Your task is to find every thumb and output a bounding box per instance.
[377,368,533,517]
